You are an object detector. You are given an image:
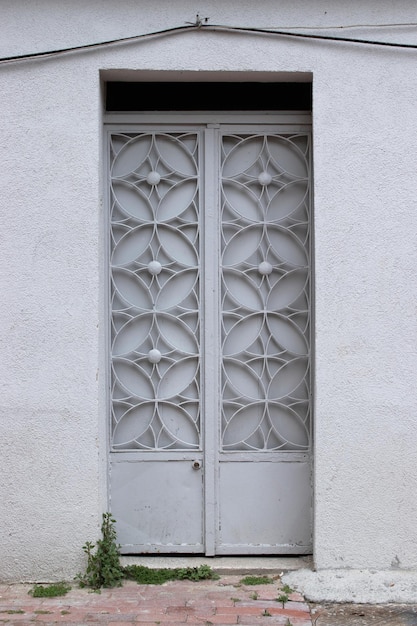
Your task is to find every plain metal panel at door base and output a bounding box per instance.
[110,458,204,553]
[217,456,312,554]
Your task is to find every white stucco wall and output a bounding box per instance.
[1,0,417,582]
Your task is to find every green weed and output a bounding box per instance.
[29,582,71,597]
[76,513,124,590]
[3,610,24,615]
[240,575,272,586]
[77,513,218,589]
[276,593,289,607]
[123,564,219,585]
[276,584,294,607]
[176,565,219,581]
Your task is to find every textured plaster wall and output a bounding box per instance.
[0,0,417,581]
[0,59,105,581]
[313,59,417,570]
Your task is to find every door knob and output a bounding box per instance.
[192,460,202,470]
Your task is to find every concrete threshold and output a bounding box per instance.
[120,554,313,574]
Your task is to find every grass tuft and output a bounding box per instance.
[123,564,219,585]
[240,575,272,586]
[29,582,71,598]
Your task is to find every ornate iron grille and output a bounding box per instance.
[220,133,311,451]
[109,132,201,450]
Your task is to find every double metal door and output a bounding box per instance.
[107,116,312,554]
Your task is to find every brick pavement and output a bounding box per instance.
[0,575,312,625]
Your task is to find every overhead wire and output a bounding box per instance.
[208,24,417,48]
[253,22,417,30]
[0,20,416,65]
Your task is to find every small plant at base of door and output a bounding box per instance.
[76,513,124,590]
[77,513,219,589]
[240,575,272,586]
[29,582,71,598]
[123,564,219,584]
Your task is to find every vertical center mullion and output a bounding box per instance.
[202,126,221,555]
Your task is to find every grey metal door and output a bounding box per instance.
[107,116,312,554]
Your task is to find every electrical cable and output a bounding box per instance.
[0,20,416,65]
[253,22,417,30]
[0,24,193,64]
[210,24,417,48]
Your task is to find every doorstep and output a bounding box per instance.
[120,554,313,574]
